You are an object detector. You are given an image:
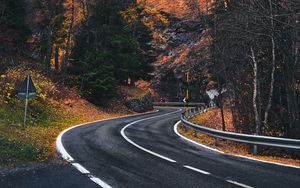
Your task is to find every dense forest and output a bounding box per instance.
[208,0,300,138]
[142,0,299,139]
[0,0,153,100]
[0,0,299,139]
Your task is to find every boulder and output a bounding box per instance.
[126,92,153,113]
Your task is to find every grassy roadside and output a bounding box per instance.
[179,108,300,167]
[0,66,133,166]
[0,98,131,166]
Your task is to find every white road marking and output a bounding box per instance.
[121,110,182,163]
[72,163,90,174]
[173,121,224,153]
[174,121,300,169]
[183,165,211,175]
[56,109,160,188]
[89,175,113,188]
[226,180,254,188]
[58,108,293,188]
[56,127,75,162]
[184,165,254,188]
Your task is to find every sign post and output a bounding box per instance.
[185,71,190,117]
[18,75,36,129]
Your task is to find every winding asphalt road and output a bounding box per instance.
[59,108,299,188]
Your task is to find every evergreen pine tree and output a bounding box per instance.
[0,0,30,55]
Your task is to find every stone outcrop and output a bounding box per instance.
[126,92,153,113]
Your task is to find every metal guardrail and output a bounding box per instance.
[181,107,300,150]
[153,102,205,107]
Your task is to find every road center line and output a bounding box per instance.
[120,109,181,163]
[57,109,160,188]
[226,180,254,188]
[183,165,211,175]
[89,175,113,188]
[71,163,90,174]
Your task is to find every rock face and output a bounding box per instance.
[126,92,153,113]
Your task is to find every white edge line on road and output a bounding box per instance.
[173,121,224,154]
[120,109,182,163]
[71,163,90,174]
[183,165,211,175]
[226,180,254,188]
[174,121,300,169]
[89,175,113,188]
[56,109,160,188]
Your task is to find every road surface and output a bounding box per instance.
[2,108,299,188]
[60,108,300,188]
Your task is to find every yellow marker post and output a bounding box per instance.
[185,71,189,116]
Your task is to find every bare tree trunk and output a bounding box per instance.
[62,0,75,70]
[54,46,59,70]
[230,88,238,132]
[43,23,54,68]
[284,72,292,136]
[44,40,53,68]
[220,99,226,131]
[283,32,298,138]
[292,26,299,137]
[263,0,276,126]
[263,37,276,126]
[217,76,226,131]
[251,47,261,135]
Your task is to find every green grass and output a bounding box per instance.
[0,66,131,166]
[0,98,63,128]
[0,136,40,164]
[0,99,66,165]
[0,66,86,166]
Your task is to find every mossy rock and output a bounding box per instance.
[126,92,153,113]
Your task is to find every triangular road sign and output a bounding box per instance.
[18,75,37,99]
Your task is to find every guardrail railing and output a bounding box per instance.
[153,102,205,107]
[181,107,300,151]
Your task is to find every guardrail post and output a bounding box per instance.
[185,107,188,118]
[215,124,219,146]
[251,133,258,155]
[253,144,257,155]
[180,110,300,151]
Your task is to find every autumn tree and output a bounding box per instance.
[208,0,300,138]
[30,0,66,68]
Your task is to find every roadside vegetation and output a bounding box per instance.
[179,108,300,167]
[0,64,135,166]
[0,0,298,168]
[0,0,155,166]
